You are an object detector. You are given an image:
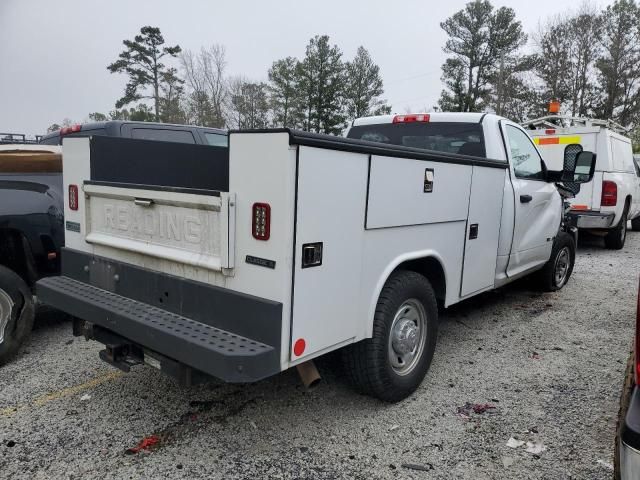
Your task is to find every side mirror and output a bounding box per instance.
[562,151,596,184]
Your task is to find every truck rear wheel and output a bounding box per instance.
[537,232,575,292]
[0,266,35,366]
[605,210,627,250]
[342,271,438,402]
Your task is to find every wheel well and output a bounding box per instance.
[625,196,632,212]
[0,229,34,285]
[394,257,446,304]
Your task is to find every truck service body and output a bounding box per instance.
[36,113,594,401]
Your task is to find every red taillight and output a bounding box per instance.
[68,184,79,211]
[392,114,430,124]
[60,124,81,136]
[636,278,640,385]
[601,181,618,207]
[545,129,556,135]
[252,203,270,240]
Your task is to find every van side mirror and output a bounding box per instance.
[562,151,596,184]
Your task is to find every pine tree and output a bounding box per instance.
[343,46,390,120]
[107,26,182,122]
[268,57,304,128]
[297,35,346,134]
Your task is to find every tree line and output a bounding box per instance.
[48,28,389,135]
[48,0,640,147]
[438,0,640,130]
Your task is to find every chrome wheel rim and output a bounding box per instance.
[388,299,427,376]
[554,246,571,288]
[0,289,14,344]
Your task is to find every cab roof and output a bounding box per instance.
[352,112,503,126]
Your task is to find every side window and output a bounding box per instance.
[204,132,229,147]
[506,125,544,180]
[131,128,196,144]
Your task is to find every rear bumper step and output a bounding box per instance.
[37,276,280,382]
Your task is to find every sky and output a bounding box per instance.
[0,0,614,137]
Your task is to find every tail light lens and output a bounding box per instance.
[68,184,79,211]
[252,203,270,240]
[601,181,617,207]
[60,124,82,136]
[393,114,430,124]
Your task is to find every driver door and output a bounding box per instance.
[503,122,561,277]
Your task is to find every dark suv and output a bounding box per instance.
[39,121,227,147]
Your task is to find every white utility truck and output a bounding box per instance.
[37,113,595,402]
[523,115,640,249]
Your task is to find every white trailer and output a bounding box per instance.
[37,113,595,402]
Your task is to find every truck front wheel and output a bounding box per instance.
[342,271,438,402]
[537,232,576,292]
[0,266,35,365]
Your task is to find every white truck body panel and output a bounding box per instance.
[44,114,574,383]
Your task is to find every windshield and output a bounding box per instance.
[347,122,486,157]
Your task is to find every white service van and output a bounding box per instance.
[37,113,595,402]
[524,116,640,249]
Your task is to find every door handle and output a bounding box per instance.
[134,198,154,207]
[520,194,533,203]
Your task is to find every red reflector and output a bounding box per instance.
[68,184,79,211]
[601,181,617,207]
[293,338,306,357]
[252,203,271,240]
[545,129,556,135]
[393,114,430,124]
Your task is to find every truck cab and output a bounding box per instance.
[523,116,640,249]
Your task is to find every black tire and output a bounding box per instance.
[537,232,576,292]
[631,215,640,232]
[342,271,438,402]
[605,210,628,250]
[0,266,35,366]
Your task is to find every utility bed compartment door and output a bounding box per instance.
[460,167,505,296]
[83,183,235,272]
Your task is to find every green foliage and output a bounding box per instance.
[595,0,640,125]
[438,0,526,113]
[344,46,391,119]
[107,26,183,122]
[87,112,108,122]
[268,57,304,128]
[296,35,346,134]
[228,78,270,129]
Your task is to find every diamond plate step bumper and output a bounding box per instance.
[37,275,280,382]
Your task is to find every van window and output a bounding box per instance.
[506,125,544,180]
[131,128,196,144]
[610,137,634,172]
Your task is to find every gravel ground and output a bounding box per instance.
[1,232,638,480]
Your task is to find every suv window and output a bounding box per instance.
[506,125,544,180]
[204,132,228,147]
[131,128,195,144]
[347,122,486,157]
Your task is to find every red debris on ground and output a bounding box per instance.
[472,403,496,414]
[126,435,160,454]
